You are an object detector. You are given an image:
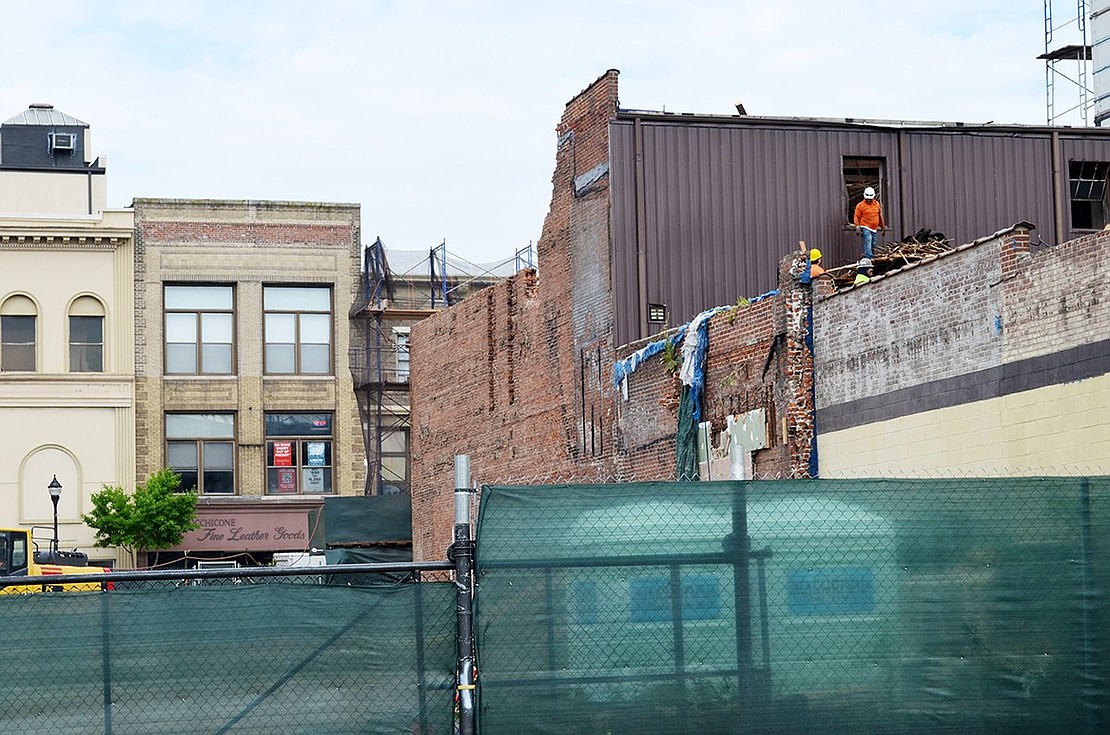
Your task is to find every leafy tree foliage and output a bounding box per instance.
[82,468,199,558]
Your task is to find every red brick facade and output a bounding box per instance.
[410,72,624,560]
[409,70,820,560]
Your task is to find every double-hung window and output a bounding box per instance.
[164,286,234,375]
[1,295,37,372]
[265,413,333,494]
[166,413,236,494]
[394,328,410,382]
[380,426,409,495]
[69,296,105,373]
[263,286,332,375]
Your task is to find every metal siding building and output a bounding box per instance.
[609,112,1110,346]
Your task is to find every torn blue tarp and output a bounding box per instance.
[611,290,780,393]
[612,330,685,386]
[678,306,731,421]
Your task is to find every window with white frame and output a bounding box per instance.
[164,285,234,375]
[1,295,37,372]
[166,413,236,494]
[394,328,410,382]
[69,296,105,372]
[265,412,333,494]
[263,286,332,375]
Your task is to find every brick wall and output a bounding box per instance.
[133,199,365,495]
[410,71,622,560]
[814,224,1110,476]
[613,252,815,481]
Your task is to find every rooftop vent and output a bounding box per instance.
[49,131,76,151]
[29,103,54,110]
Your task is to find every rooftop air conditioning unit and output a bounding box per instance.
[49,132,76,151]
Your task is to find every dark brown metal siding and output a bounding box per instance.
[611,119,900,344]
[902,131,1055,247]
[1060,136,1110,239]
[609,117,1110,346]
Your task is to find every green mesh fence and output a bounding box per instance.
[475,479,1110,735]
[0,577,456,735]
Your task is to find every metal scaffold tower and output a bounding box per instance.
[1042,0,1095,125]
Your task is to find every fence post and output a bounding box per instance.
[730,484,752,708]
[452,455,477,735]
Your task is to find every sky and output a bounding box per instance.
[0,1,1086,265]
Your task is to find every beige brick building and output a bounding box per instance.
[133,199,365,566]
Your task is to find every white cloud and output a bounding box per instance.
[0,1,1081,261]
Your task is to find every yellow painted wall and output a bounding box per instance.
[818,373,1110,477]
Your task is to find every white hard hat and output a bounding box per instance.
[863,186,876,200]
[859,258,873,268]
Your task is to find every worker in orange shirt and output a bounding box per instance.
[853,186,884,259]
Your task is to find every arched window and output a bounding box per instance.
[68,296,106,372]
[1,295,38,372]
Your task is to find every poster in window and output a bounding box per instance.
[274,441,293,467]
[303,467,325,493]
[277,468,297,494]
[307,441,326,467]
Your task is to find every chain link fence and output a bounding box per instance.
[475,477,1110,735]
[4,476,1110,734]
[0,566,457,735]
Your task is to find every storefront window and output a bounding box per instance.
[265,412,333,495]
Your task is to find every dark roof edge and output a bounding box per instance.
[615,109,1110,136]
[0,164,106,174]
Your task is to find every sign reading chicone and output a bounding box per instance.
[170,507,312,552]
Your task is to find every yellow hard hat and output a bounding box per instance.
[809,248,822,262]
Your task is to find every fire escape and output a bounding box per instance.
[350,238,534,495]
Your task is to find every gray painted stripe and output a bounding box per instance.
[818,338,1110,433]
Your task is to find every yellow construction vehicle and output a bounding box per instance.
[0,528,112,593]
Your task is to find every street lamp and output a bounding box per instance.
[47,475,62,556]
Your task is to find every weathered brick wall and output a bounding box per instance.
[613,251,815,481]
[814,224,1110,475]
[1001,228,1110,362]
[814,234,1005,411]
[410,71,621,560]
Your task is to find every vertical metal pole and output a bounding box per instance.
[1080,477,1096,733]
[544,567,557,673]
[414,578,429,733]
[101,590,113,734]
[669,563,687,720]
[452,455,477,735]
[731,485,752,705]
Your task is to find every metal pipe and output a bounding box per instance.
[1052,130,1066,245]
[634,116,650,340]
[453,454,477,735]
[0,560,454,588]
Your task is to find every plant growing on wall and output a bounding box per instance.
[82,468,199,567]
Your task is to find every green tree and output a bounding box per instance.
[82,468,199,567]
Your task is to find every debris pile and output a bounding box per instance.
[874,228,952,264]
[823,227,955,290]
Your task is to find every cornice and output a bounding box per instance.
[0,232,132,250]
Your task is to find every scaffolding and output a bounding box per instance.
[1042,0,1095,125]
[349,238,533,495]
